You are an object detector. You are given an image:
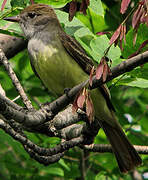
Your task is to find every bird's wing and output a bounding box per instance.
[59,31,93,75]
[59,31,115,112]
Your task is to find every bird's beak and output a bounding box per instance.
[3,15,20,23]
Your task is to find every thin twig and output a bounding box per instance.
[83,144,148,154]
[0,48,33,110]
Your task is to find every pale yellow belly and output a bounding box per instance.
[31,43,116,126]
[34,45,88,96]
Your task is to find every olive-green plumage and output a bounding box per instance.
[4,4,142,172]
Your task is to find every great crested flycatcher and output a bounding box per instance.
[4,4,142,172]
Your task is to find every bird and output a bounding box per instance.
[4,3,142,173]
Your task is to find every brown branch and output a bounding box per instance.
[0,95,97,143]
[83,144,148,154]
[24,145,65,165]
[0,49,33,110]
[0,33,27,59]
[0,119,84,156]
[0,93,48,126]
[80,150,86,180]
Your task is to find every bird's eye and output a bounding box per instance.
[28,12,36,18]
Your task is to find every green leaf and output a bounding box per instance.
[56,10,86,36]
[34,0,71,8]
[89,11,108,33]
[56,10,84,27]
[10,0,29,8]
[76,8,108,33]
[123,24,148,58]
[0,28,23,38]
[95,172,112,180]
[128,64,148,80]
[121,78,148,88]
[74,27,100,62]
[76,12,94,32]
[59,159,70,171]
[89,0,104,16]
[43,167,64,176]
[90,35,121,64]
[74,26,95,39]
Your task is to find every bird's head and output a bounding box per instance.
[4,4,60,39]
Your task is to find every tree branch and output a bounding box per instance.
[0,48,33,110]
[24,145,65,165]
[0,33,27,59]
[83,144,148,154]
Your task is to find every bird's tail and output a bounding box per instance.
[99,120,142,173]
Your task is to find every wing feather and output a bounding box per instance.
[59,31,115,111]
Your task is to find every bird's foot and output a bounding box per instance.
[64,88,71,98]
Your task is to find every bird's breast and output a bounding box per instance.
[28,38,88,96]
